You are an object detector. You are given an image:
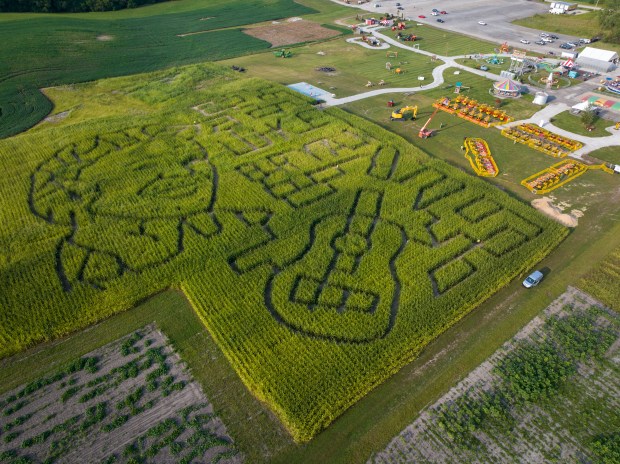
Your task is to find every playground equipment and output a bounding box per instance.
[615,121,620,130]
[386,51,399,58]
[509,50,536,77]
[521,161,616,194]
[463,138,498,177]
[274,49,292,58]
[499,42,510,53]
[419,107,440,139]
[487,55,504,65]
[391,105,418,121]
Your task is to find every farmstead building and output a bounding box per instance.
[575,47,619,73]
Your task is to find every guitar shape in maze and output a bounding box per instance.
[230,189,408,343]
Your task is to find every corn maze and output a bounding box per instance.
[0,68,568,441]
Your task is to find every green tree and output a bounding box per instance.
[581,107,598,129]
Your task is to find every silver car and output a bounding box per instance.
[523,270,544,288]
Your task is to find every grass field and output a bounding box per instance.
[551,110,616,137]
[220,38,442,98]
[0,0,320,138]
[0,63,567,442]
[587,145,620,164]
[381,24,497,57]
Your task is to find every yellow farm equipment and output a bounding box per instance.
[390,105,418,121]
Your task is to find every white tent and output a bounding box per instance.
[571,101,590,112]
[576,47,619,72]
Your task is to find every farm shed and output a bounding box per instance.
[575,47,619,73]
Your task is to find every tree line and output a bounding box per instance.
[0,0,169,13]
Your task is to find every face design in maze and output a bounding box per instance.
[30,129,219,290]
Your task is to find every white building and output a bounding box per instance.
[576,47,619,73]
[549,2,576,14]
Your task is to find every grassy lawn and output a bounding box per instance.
[551,110,615,137]
[513,12,620,55]
[219,38,442,97]
[382,23,497,56]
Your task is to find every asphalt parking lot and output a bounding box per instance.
[348,0,587,56]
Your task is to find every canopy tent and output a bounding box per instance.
[561,58,575,68]
[492,78,521,97]
[571,101,590,112]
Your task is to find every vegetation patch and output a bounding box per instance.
[0,326,239,463]
[580,245,620,311]
[372,287,620,463]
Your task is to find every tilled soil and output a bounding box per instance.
[243,19,340,47]
[0,324,242,463]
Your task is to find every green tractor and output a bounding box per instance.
[273,49,293,58]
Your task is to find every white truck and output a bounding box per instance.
[549,1,576,14]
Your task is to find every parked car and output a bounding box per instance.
[432,8,439,12]
[591,36,601,43]
[550,34,559,39]
[540,32,549,37]
[395,2,400,5]
[535,40,546,45]
[523,270,544,288]
[520,39,530,44]
[418,14,426,18]
[542,37,554,43]
[559,43,573,49]
[431,11,439,15]
[397,6,403,9]
[478,20,487,25]
[440,10,447,14]
[567,41,578,47]
[436,18,445,23]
